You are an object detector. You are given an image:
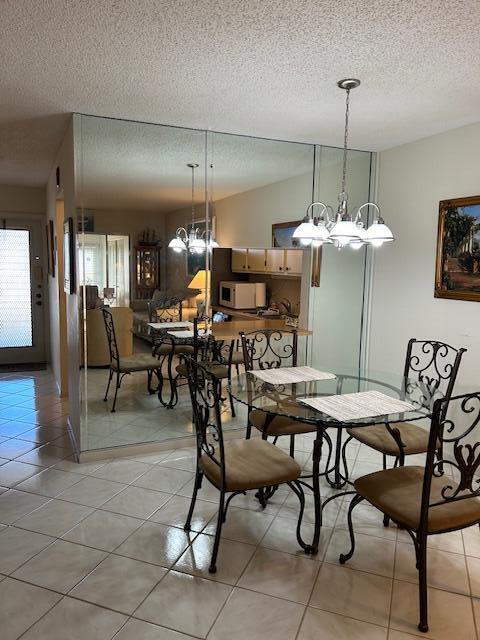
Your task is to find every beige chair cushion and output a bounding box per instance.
[250,407,315,436]
[176,362,229,379]
[155,344,194,356]
[113,353,161,372]
[355,465,480,533]
[200,439,301,492]
[348,422,435,456]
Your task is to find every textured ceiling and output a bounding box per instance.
[1,0,479,187]
[80,115,318,210]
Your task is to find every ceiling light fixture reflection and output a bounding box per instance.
[168,163,218,254]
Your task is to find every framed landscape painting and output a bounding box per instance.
[435,195,480,301]
[272,220,302,248]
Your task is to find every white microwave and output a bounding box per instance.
[219,281,258,309]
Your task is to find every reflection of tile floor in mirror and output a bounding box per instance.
[83,363,247,450]
[1,370,480,639]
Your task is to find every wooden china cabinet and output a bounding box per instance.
[134,245,160,299]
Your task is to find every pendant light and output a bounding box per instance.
[293,79,394,249]
[168,163,207,253]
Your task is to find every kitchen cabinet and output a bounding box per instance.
[247,249,266,272]
[231,248,248,272]
[232,248,303,276]
[266,249,285,274]
[284,249,303,275]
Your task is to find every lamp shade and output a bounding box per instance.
[364,220,394,246]
[188,269,210,290]
[168,236,186,251]
[329,219,363,245]
[292,220,319,246]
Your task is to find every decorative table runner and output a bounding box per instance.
[166,329,211,339]
[298,390,414,421]
[148,321,194,330]
[252,366,336,385]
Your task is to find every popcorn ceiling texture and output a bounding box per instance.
[0,0,479,186]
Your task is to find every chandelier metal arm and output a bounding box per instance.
[306,201,332,224]
[175,227,189,242]
[355,202,381,224]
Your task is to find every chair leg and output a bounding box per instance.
[382,453,391,528]
[111,371,121,412]
[339,494,364,564]
[184,468,202,531]
[209,489,226,574]
[309,436,323,555]
[417,535,429,633]
[228,372,236,417]
[104,368,113,402]
[289,435,295,458]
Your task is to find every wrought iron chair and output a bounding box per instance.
[147,296,183,323]
[340,391,480,633]
[174,317,234,413]
[240,329,317,456]
[184,358,308,573]
[347,339,466,469]
[101,308,161,412]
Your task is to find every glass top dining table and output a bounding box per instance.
[228,368,435,429]
[229,367,437,555]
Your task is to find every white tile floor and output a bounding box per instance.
[82,358,245,450]
[0,370,479,639]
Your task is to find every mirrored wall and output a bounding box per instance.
[76,113,372,455]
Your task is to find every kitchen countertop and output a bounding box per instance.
[211,318,312,341]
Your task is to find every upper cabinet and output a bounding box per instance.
[232,248,303,276]
[284,249,303,275]
[266,249,285,274]
[231,248,248,272]
[247,249,266,272]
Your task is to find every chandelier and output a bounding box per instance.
[293,79,394,249]
[168,162,219,254]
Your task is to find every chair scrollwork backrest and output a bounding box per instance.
[193,317,224,364]
[147,296,183,323]
[240,329,298,371]
[403,339,466,417]
[420,392,480,531]
[101,308,120,367]
[185,357,226,488]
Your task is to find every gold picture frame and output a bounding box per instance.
[435,195,480,301]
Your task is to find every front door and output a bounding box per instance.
[0,218,46,365]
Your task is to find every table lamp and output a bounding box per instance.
[188,269,211,314]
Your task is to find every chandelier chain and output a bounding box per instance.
[341,87,350,196]
[191,164,195,228]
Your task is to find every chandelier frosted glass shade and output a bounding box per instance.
[292,220,319,246]
[329,218,363,246]
[363,220,394,247]
[168,236,187,252]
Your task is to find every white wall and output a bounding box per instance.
[0,184,45,213]
[369,122,480,393]
[214,172,313,248]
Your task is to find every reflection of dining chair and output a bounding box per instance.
[184,358,307,573]
[174,317,233,413]
[240,329,315,456]
[347,338,466,471]
[147,296,183,323]
[340,391,480,633]
[101,309,161,412]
